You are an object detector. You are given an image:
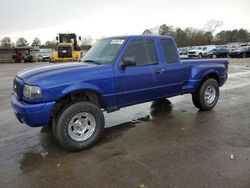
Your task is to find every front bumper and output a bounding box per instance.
[11,94,55,127]
[188,54,199,58]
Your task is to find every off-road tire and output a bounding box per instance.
[52,101,104,151]
[192,78,219,111]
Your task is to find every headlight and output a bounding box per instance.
[23,85,42,99]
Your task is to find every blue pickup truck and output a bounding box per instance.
[11,35,228,151]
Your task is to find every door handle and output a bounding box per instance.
[155,69,164,74]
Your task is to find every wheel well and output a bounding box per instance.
[49,90,106,125]
[196,73,220,92]
[204,73,219,83]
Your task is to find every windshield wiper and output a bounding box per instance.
[82,60,101,65]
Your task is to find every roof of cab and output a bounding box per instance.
[105,35,174,40]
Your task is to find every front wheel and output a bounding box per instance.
[192,78,220,111]
[53,101,105,151]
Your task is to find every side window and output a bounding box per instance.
[122,40,158,66]
[160,39,178,64]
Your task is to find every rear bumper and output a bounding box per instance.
[11,94,55,127]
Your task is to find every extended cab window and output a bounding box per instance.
[122,40,158,66]
[161,39,178,64]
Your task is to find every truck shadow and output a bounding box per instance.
[19,99,173,173]
[150,99,173,117]
[100,99,173,143]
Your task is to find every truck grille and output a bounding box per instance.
[58,46,72,58]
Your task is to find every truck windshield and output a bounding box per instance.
[82,38,125,64]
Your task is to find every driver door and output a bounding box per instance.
[114,39,164,107]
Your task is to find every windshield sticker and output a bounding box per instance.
[110,39,124,45]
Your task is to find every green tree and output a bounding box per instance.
[31,38,41,47]
[173,28,188,47]
[0,37,12,47]
[143,23,250,46]
[158,24,174,36]
[16,38,29,47]
[142,29,152,35]
[215,31,231,44]
[215,29,250,44]
[41,41,58,49]
[235,29,249,42]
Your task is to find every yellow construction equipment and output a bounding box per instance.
[51,33,82,62]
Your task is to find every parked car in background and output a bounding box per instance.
[227,43,240,51]
[11,47,35,63]
[38,54,51,62]
[35,49,53,62]
[205,47,229,58]
[24,53,34,62]
[188,45,216,58]
[178,48,188,55]
[229,46,250,58]
[178,47,189,59]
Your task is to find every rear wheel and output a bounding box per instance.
[53,101,104,151]
[192,78,219,111]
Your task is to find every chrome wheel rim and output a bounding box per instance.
[68,112,96,141]
[204,85,216,104]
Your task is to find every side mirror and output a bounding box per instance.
[79,36,82,41]
[56,36,59,41]
[122,57,136,67]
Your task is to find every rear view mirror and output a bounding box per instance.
[122,57,136,67]
[79,36,82,41]
[56,36,59,41]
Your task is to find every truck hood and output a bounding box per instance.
[17,62,105,86]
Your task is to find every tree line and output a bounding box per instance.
[1,21,250,49]
[0,37,56,48]
[0,36,93,50]
[143,20,250,47]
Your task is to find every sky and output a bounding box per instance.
[0,0,249,44]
